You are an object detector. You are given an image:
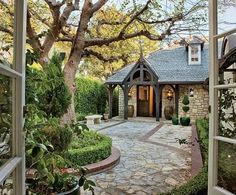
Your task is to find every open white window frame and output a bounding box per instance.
[0,0,27,194]
[188,44,201,65]
[208,0,236,195]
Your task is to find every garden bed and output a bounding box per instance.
[65,130,112,166]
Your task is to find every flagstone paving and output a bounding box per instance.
[82,120,192,195]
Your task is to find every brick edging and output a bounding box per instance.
[191,124,203,177]
[84,146,120,175]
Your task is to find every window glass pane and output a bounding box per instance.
[217,2,236,34]
[218,88,236,139]
[217,141,236,194]
[0,74,12,167]
[0,173,13,194]
[0,0,14,67]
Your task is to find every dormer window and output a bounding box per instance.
[188,45,201,65]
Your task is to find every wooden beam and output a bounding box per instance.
[155,83,160,121]
[175,84,179,116]
[108,85,113,119]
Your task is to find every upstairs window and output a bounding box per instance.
[188,45,201,65]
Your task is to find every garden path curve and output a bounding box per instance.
[81,120,192,195]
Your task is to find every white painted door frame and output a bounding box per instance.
[208,0,236,194]
[0,0,27,194]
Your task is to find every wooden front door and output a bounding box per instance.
[137,86,149,117]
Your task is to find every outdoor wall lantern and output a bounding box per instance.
[189,88,194,97]
[128,91,132,98]
[167,90,173,101]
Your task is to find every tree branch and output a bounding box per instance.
[120,0,151,34]
[82,49,128,63]
[85,30,164,47]
[0,25,13,36]
[91,0,108,13]
[26,9,42,52]
[0,0,14,16]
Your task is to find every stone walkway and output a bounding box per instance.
[82,120,192,195]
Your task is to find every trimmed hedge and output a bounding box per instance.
[75,77,107,115]
[160,167,208,195]
[65,131,112,166]
[196,119,209,162]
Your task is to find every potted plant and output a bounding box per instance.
[180,95,191,126]
[103,101,109,120]
[172,114,179,125]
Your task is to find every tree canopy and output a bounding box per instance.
[0,0,212,122]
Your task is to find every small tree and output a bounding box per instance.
[180,95,190,126]
[182,95,190,116]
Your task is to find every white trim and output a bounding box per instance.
[12,0,27,194]
[208,0,219,194]
[213,187,236,195]
[0,157,21,182]
[208,0,236,194]
[213,83,236,89]
[213,28,236,39]
[213,136,236,145]
[188,45,202,65]
[0,64,22,78]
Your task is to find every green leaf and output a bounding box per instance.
[31,146,40,157]
[79,177,85,187]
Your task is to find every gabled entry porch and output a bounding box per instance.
[106,57,162,121]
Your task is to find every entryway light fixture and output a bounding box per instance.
[167,90,173,101]
[189,88,194,97]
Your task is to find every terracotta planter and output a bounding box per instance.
[164,106,174,120]
[128,105,134,117]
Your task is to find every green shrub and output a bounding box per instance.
[26,52,71,118]
[75,77,107,115]
[196,119,209,162]
[65,131,112,166]
[160,167,208,195]
[76,113,86,121]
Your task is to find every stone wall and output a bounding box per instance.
[178,85,209,122]
[118,84,209,121]
[161,85,175,117]
[118,86,137,118]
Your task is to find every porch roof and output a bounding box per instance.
[106,45,209,85]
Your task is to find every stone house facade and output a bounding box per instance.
[106,37,210,122]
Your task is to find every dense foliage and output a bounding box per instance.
[26,52,71,118]
[75,77,107,115]
[66,130,112,166]
[164,118,236,195]
[25,105,96,194]
[160,167,208,195]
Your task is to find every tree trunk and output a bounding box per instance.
[61,58,78,124]
[61,1,94,124]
